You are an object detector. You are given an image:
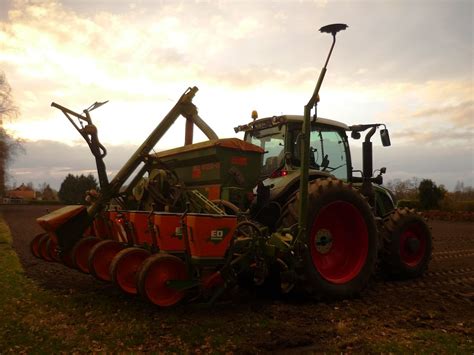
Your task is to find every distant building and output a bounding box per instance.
[6,184,36,200]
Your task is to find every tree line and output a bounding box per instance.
[386,177,473,211]
[1,72,98,205]
[0,72,21,197]
[57,174,98,204]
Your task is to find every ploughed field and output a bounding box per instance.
[1,204,473,352]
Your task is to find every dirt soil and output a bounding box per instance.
[1,204,473,352]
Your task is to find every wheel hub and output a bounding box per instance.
[405,237,421,254]
[315,229,333,254]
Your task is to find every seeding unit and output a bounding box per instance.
[30,24,432,307]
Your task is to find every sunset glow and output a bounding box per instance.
[1,0,472,189]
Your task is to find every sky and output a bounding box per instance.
[0,0,472,191]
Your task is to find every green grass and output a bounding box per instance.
[368,330,471,354]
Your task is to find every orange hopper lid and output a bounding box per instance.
[36,205,86,232]
[154,138,264,158]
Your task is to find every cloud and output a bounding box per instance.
[8,139,138,189]
[411,100,474,125]
[1,0,473,191]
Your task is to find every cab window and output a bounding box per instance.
[246,126,285,176]
[292,126,348,181]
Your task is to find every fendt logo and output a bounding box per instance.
[208,228,230,244]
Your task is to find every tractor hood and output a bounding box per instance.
[260,168,332,201]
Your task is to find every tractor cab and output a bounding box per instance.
[239,115,350,181]
[235,114,396,219]
[235,115,352,201]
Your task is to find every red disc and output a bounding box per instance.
[111,248,151,295]
[88,240,125,281]
[139,254,187,307]
[72,237,101,273]
[38,235,54,262]
[309,201,368,284]
[30,233,47,258]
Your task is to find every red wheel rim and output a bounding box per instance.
[144,256,187,307]
[399,222,427,267]
[31,233,46,258]
[39,235,54,262]
[309,201,369,284]
[114,249,150,294]
[91,241,124,281]
[73,238,100,273]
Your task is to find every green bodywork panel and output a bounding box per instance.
[373,184,396,217]
[151,138,264,209]
[352,183,396,218]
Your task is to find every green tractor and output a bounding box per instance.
[236,113,431,297]
[231,23,432,297]
[32,23,432,305]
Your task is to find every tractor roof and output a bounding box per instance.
[282,115,349,130]
[234,115,349,133]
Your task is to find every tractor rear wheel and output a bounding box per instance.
[280,177,378,299]
[381,208,432,279]
[71,237,101,273]
[30,233,47,258]
[88,240,125,281]
[110,247,151,295]
[137,254,187,307]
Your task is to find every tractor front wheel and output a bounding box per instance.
[137,254,187,307]
[110,247,151,295]
[280,177,378,299]
[381,208,432,279]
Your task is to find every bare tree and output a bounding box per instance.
[0,72,20,196]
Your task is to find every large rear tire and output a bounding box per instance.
[381,208,432,279]
[137,254,187,307]
[280,178,378,299]
[110,247,151,295]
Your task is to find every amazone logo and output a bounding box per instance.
[207,228,230,244]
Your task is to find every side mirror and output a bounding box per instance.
[380,129,391,147]
[351,131,361,139]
